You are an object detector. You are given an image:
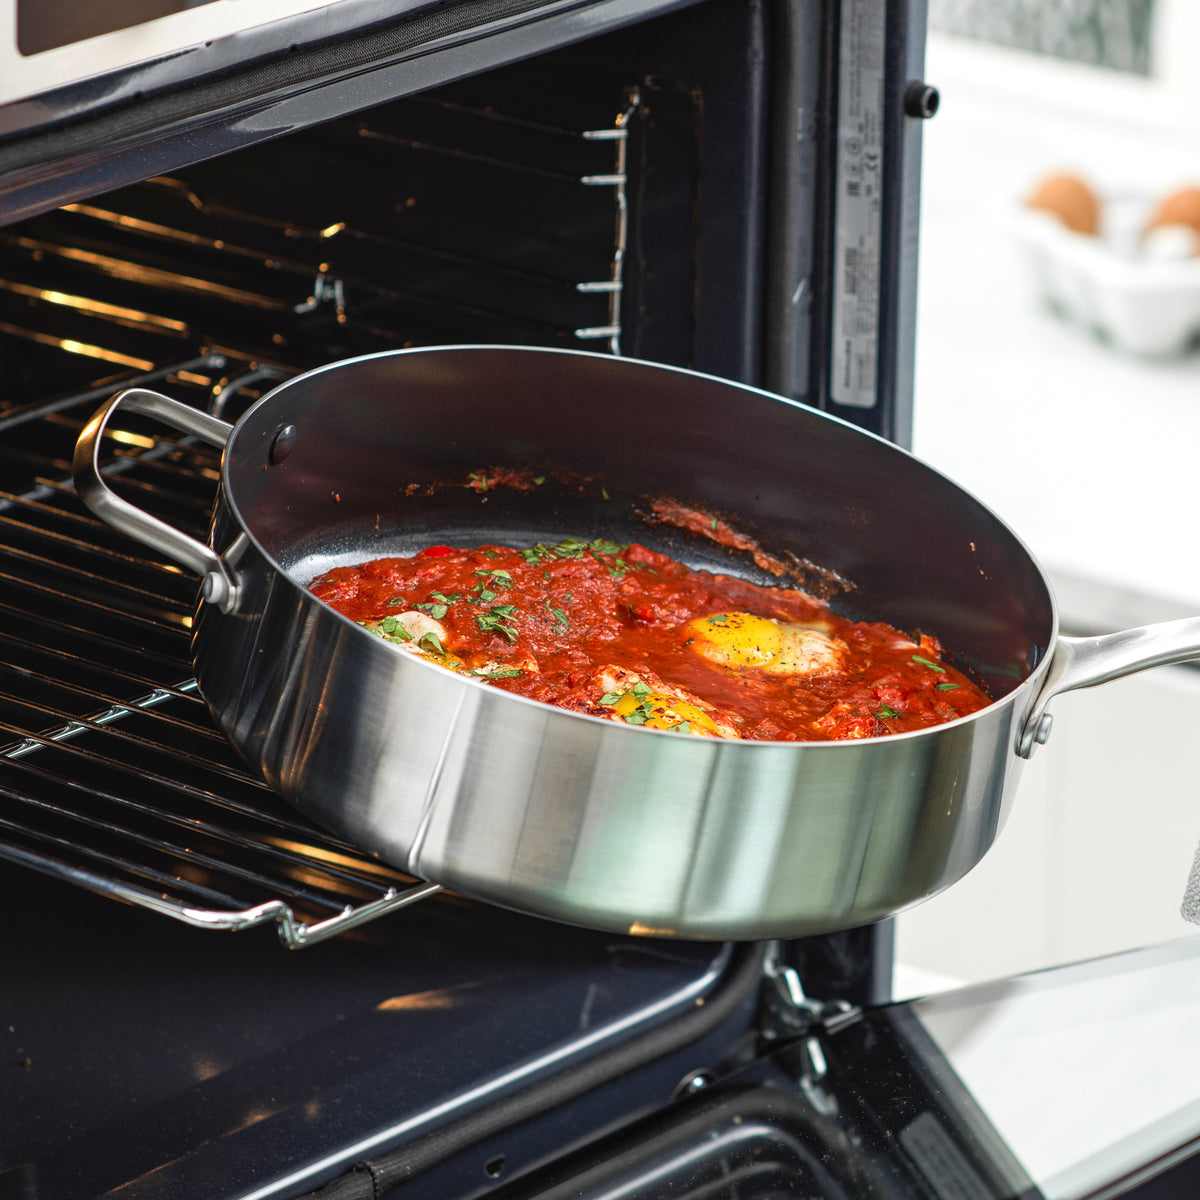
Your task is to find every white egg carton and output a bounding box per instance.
[1011,195,1200,357]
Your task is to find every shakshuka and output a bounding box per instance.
[308,537,992,741]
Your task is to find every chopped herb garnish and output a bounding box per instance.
[621,702,653,726]
[598,692,622,706]
[711,517,718,530]
[630,681,653,699]
[936,682,961,691]
[876,703,902,719]
[554,538,588,559]
[911,654,947,673]
[430,592,459,605]
[386,596,406,607]
[706,614,730,626]
[477,587,498,603]
[533,476,545,486]
[365,615,413,645]
[473,666,523,680]
[548,606,569,631]
[418,631,445,655]
[476,604,520,643]
[475,568,513,585]
[669,722,694,735]
[414,602,449,619]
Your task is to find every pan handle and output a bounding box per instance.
[72,387,240,612]
[1018,617,1200,757]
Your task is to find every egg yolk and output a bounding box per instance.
[610,689,723,735]
[685,612,784,667]
[685,611,842,676]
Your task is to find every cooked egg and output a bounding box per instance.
[593,665,738,738]
[1026,172,1100,235]
[685,612,843,676]
[363,611,468,671]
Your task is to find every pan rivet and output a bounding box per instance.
[1034,714,1054,745]
[269,424,297,464]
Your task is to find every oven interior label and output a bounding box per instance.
[830,0,884,409]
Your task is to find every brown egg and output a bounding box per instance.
[1143,186,1200,237]
[1025,172,1101,235]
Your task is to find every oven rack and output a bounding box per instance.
[0,358,445,947]
[0,84,637,394]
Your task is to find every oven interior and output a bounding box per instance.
[0,6,771,945]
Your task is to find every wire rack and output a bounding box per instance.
[0,357,452,947]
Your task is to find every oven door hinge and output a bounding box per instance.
[759,948,861,1113]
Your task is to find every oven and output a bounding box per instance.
[3,3,1200,1199]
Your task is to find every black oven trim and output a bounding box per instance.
[293,943,767,1200]
[0,0,700,225]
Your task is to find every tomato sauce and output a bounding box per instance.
[309,538,992,742]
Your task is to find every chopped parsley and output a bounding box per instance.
[875,703,902,719]
[936,682,961,691]
[414,602,449,619]
[472,666,523,680]
[521,537,631,564]
[364,615,413,645]
[477,604,520,643]
[418,631,445,656]
[475,568,513,586]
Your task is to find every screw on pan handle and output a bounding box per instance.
[1018,617,1200,756]
[72,387,241,613]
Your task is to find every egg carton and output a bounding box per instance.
[1011,196,1200,357]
